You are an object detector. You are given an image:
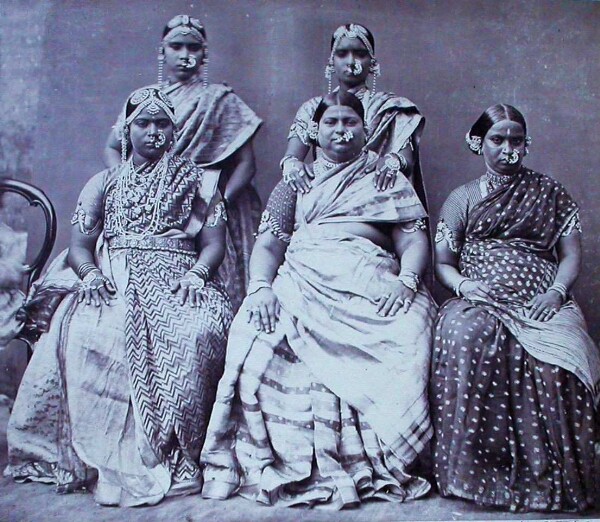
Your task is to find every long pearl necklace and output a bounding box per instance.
[113,154,170,239]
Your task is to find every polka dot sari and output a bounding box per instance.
[431,169,597,512]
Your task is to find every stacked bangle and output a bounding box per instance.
[189,264,211,282]
[77,262,98,280]
[548,282,568,303]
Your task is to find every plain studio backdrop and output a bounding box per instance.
[1,0,599,343]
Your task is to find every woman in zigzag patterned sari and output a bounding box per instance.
[6,87,232,506]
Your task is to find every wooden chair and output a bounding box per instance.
[0,179,57,356]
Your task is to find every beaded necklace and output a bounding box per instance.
[112,154,170,239]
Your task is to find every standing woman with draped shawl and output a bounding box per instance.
[104,15,262,312]
[7,88,232,506]
[432,104,600,512]
[200,92,436,509]
[280,23,427,207]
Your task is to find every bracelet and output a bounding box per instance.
[189,264,211,282]
[454,277,471,296]
[397,271,420,292]
[385,152,408,173]
[247,279,272,296]
[279,154,298,172]
[77,262,98,280]
[548,282,568,303]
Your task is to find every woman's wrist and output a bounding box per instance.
[280,155,302,183]
[77,262,99,280]
[247,278,272,296]
[385,152,408,173]
[547,282,568,303]
[454,277,471,296]
[188,263,211,282]
[279,154,300,172]
[397,270,419,292]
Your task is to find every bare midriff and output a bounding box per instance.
[312,221,393,250]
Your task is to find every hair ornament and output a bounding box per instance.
[465,132,483,154]
[163,15,205,43]
[331,24,375,57]
[307,120,319,141]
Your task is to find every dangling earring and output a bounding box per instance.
[157,46,165,88]
[121,126,130,163]
[202,49,209,88]
[324,60,334,94]
[170,130,179,151]
[369,59,381,96]
[525,136,532,155]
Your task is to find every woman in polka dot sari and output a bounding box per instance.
[431,104,600,512]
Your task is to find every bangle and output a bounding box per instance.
[189,264,211,282]
[397,271,419,292]
[454,277,471,296]
[77,262,98,280]
[279,154,298,172]
[247,279,272,296]
[548,282,568,303]
[385,152,408,173]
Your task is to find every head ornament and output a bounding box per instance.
[325,23,380,94]
[120,88,177,162]
[163,15,206,43]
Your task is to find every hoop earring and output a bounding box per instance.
[170,130,179,151]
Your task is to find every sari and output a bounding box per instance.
[0,222,26,347]
[6,154,233,506]
[116,78,262,312]
[432,169,600,512]
[289,87,427,208]
[201,151,437,509]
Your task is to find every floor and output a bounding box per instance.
[1,405,598,522]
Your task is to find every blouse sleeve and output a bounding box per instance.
[257,181,297,243]
[70,172,106,236]
[204,191,228,228]
[561,211,582,236]
[435,185,469,253]
[287,98,320,146]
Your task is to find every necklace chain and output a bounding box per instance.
[112,154,170,239]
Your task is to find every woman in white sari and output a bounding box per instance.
[201,92,436,509]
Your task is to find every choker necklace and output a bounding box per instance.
[486,170,514,189]
[313,150,348,178]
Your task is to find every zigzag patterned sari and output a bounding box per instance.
[6,155,232,506]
